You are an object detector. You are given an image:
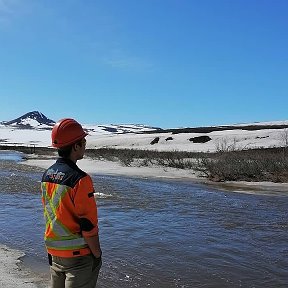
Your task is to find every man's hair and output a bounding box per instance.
[57,139,84,158]
[58,145,73,158]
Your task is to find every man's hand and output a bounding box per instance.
[84,235,102,258]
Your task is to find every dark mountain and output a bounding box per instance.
[2,111,55,129]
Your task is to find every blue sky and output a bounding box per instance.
[0,0,287,128]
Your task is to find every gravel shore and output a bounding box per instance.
[0,244,49,288]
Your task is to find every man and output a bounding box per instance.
[41,118,102,288]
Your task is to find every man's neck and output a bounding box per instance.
[67,155,78,163]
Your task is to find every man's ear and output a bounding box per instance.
[72,143,78,152]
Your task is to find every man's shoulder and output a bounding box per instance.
[42,159,88,187]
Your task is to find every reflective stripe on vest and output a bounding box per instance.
[42,182,88,251]
[45,237,87,250]
[42,183,71,238]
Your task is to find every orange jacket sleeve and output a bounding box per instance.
[73,174,99,238]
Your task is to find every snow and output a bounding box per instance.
[83,123,158,135]
[85,127,286,152]
[2,111,287,151]
[23,157,199,180]
[0,126,51,146]
[0,120,287,152]
[221,120,288,127]
[17,118,52,129]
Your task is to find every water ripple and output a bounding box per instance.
[0,163,287,287]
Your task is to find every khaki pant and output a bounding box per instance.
[50,254,102,288]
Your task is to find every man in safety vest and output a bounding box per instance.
[41,118,102,288]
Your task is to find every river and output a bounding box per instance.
[0,152,287,287]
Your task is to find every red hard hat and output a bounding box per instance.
[51,118,88,148]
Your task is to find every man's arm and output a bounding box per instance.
[84,234,102,258]
[75,175,102,258]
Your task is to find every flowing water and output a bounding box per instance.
[0,153,287,287]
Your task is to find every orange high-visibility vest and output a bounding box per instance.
[41,158,99,258]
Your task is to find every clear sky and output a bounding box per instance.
[0,0,287,128]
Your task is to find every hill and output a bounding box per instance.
[1,111,55,129]
[0,111,288,152]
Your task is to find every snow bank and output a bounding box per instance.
[1,120,287,152]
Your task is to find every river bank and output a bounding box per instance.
[0,244,48,288]
[22,156,288,196]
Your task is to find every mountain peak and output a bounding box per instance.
[2,111,55,129]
